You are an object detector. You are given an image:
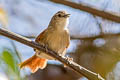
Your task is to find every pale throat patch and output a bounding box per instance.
[64,18,69,30]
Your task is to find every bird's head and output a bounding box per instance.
[49,11,70,30]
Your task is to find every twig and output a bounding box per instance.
[91,0,110,34]
[10,40,22,62]
[70,33,120,40]
[0,28,104,80]
[22,33,120,40]
[50,0,120,23]
[1,22,22,63]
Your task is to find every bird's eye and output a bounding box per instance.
[58,14,62,17]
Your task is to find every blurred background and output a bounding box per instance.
[0,0,120,80]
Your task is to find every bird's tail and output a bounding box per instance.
[19,55,47,73]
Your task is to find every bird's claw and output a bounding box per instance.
[65,56,73,61]
[63,56,73,67]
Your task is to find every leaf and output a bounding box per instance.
[2,50,15,71]
[1,49,22,80]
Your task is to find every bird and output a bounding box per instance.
[19,11,70,73]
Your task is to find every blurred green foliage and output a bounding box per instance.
[2,50,16,72]
[0,49,25,80]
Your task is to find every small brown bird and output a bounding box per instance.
[19,11,70,73]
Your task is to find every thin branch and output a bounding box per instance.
[90,15,103,34]
[91,0,110,34]
[22,33,120,40]
[70,33,120,40]
[0,28,104,80]
[10,40,22,62]
[1,22,22,63]
[50,0,120,23]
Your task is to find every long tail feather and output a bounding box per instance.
[19,55,47,73]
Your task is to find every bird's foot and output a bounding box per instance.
[63,56,73,67]
[65,56,73,62]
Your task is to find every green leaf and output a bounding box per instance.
[2,50,15,71]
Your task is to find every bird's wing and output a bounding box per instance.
[34,29,48,51]
[35,29,47,43]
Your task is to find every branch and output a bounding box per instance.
[10,40,22,62]
[50,0,120,23]
[0,28,104,80]
[22,33,120,41]
[70,33,120,40]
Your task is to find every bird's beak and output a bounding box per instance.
[64,14,70,17]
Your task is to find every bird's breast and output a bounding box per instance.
[46,30,67,53]
[36,29,69,60]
